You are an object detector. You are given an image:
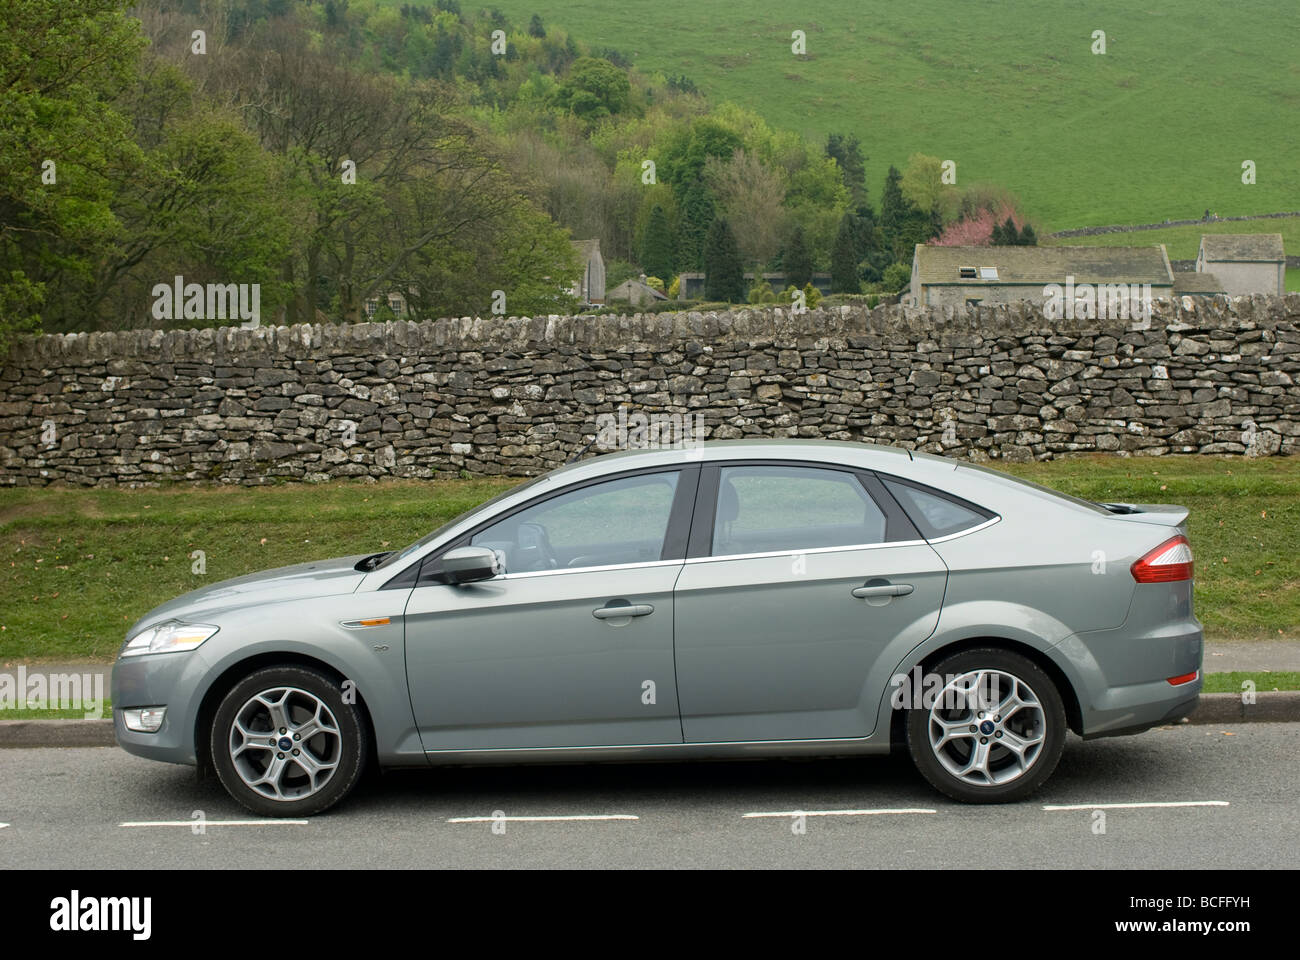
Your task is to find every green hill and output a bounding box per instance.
[467,0,1299,231]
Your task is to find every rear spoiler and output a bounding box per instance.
[1098,503,1190,528]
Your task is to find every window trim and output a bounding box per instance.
[394,464,699,588]
[687,459,920,561]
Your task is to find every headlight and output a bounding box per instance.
[120,620,219,658]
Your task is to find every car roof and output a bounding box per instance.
[548,439,919,485]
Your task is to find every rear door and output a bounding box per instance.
[672,462,948,743]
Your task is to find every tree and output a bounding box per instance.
[880,165,909,244]
[825,133,867,205]
[881,261,911,293]
[0,0,146,345]
[703,148,787,270]
[830,214,861,294]
[639,204,674,281]
[659,118,744,185]
[880,165,936,260]
[555,56,631,120]
[675,177,715,271]
[900,153,955,223]
[703,218,744,302]
[528,13,545,38]
[784,226,813,288]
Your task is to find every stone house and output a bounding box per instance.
[362,291,411,319]
[908,244,1174,308]
[607,276,668,308]
[1195,234,1285,296]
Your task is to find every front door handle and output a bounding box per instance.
[852,584,914,599]
[593,603,655,620]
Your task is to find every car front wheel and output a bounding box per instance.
[210,665,368,817]
[905,648,1066,803]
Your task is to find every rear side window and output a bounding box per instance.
[881,477,994,540]
[712,465,887,556]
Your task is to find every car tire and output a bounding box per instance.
[905,647,1066,803]
[210,665,368,817]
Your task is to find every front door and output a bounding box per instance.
[404,468,693,751]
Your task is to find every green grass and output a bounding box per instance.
[1201,671,1300,694]
[463,0,1300,231]
[0,701,112,721]
[0,478,516,661]
[1041,217,1300,261]
[2,456,1297,661]
[1287,267,1300,293]
[998,455,1300,640]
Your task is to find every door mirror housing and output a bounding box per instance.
[440,546,502,584]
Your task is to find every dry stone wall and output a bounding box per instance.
[2,295,1298,486]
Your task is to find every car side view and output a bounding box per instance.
[112,439,1203,815]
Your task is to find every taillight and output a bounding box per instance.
[1131,534,1194,583]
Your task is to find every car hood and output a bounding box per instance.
[126,555,370,638]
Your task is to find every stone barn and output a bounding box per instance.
[1195,234,1285,296]
[909,245,1174,308]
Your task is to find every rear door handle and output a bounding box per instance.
[852,584,914,599]
[593,603,655,620]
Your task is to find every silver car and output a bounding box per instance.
[112,440,1203,815]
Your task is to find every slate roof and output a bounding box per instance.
[1198,234,1285,262]
[913,244,1173,285]
[1172,272,1227,294]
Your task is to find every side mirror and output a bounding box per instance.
[440,546,502,585]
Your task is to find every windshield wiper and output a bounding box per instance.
[354,551,395,571]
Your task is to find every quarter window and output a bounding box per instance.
[880,477,993,539]
[711,465,887,556]
[470,471,680,574]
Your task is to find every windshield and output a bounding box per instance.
[370,475,550,571]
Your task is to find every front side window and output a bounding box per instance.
[711,465,887,557]
[470,471,680,574]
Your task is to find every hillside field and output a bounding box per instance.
[463,0,1299,231]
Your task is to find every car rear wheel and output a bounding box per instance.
[210,665,368,817]
[905,648,1066,803]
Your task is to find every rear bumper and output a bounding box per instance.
[1051,612,1203,739]
[1080,686,1200,740]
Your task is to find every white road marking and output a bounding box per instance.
[1042,801,1230,812]
[447,814,639,823]
[743,808,937,819]
[0,823,9,829]
[119,819,310,827]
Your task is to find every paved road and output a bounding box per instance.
[1,722,1295,869]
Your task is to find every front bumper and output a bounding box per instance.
[111,649,209,765]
